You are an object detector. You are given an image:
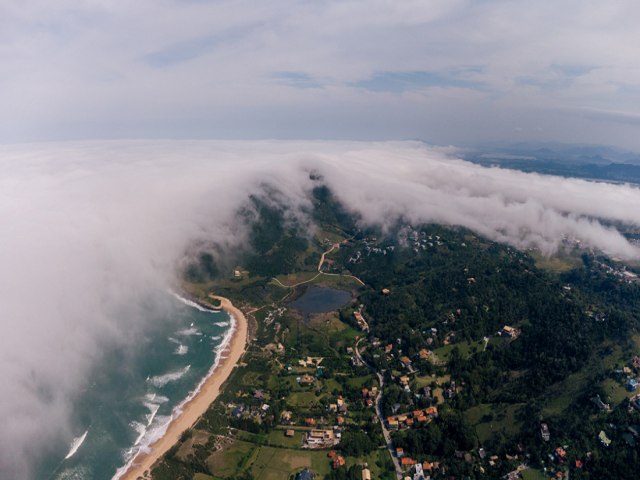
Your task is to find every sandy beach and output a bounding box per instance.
[119,295,247,480]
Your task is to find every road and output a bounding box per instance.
[271,241,365,289]
[355,338,404,480]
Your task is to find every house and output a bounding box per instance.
[366,399,374,408]
[296,469,315,480]
[416,415,428,423]
[354,311,369,331]
[385,344,393,354]
[253,389,265,400]
[598,430,612,447]
[362,464,372,480]
[591,394,611,411]
[540,423,550,442]
[555,447,567,461]
[332,455,346,469]
[382,288,390,295]
[419,349,431,360]
[425,406,438,418]
[396,447,404,458]
[305,418,317,426]
[387,418,399,430]
[401,457,417,468]
[501,325,519,338]
[627,378,638,392]
[400,356,412,368]
[299,374,316,385]
[306,429,336,448]
[285,429,295,437]
[337,416,344,425]
[281,410,292,423]
[400,376,410,386]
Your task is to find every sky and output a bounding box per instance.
[2,0,640,148]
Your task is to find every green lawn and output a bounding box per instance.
[465,403,523,444]
[433,340,484,360]
[521,468,550,480]
[206,439,257,478]
[250,446,331,480]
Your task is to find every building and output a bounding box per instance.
[354,311,369,331]
[540,423,550,442]
[501,325,519,338]
[305,429,336,448]
[361,464,372,480]
[400,356,413,368]
[299,374,316,385]
[401,457,417,469]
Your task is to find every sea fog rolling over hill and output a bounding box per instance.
[1,140,640,478]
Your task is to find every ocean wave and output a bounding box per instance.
[174,344,188,355]
[176,327,202,336]
[170,291,220,313]
[64,429,88,460]
[56,465,91,480]
[148,365,191,388]
[113,314,237,480]
[214,321,229,327]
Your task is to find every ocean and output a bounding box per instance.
[36,294,233,480]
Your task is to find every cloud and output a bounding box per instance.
[2,1,640,147]
[1,140,640,477]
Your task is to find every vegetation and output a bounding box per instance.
[155,182,640,479]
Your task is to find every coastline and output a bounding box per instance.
[118,295,247,480]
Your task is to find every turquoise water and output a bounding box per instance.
[37,294,232,480]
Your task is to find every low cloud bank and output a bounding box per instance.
[1,140,639,478]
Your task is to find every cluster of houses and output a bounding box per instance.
[386,406,438,431]
[593,259,640,284]
[361,385,378,408]
[402,459,444,479]
[398,226,445,255]
[353,310,369,331]
[228,399,271,424]
[613,355,640,393]
[347,237,395,264]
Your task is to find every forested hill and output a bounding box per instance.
[179,182,640,479]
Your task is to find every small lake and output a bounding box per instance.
[289,286,352,319]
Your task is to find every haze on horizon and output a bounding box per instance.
[1,1,640,150]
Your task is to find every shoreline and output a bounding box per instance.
[117,295,248,480]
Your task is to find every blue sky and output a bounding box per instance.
[2,0,640,149]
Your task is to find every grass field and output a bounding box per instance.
[207,439,257,477]
[531,251,581,273]
[465,403,523,444]
[433,340,484,360]
[250,446,331,480]
[521,468,550,480]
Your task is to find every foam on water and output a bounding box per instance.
[170,291,220,313]
[64,430,89,460]
[176,326,202,336]
[148,365,191,388]
[174,344,188,355]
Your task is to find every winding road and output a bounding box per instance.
[271,241,365,289]
[355,338,403,480]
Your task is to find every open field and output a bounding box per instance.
[465,403,523,444]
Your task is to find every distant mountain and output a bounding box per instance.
[460,142,640,184]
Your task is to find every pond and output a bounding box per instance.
[289,286,352,320]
